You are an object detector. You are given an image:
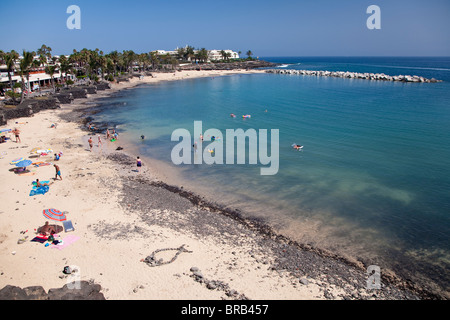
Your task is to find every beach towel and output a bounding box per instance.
[18,172,35,176]
[29,185,49,196]
[31,234,48,243]
[34,162,52,167]
[50,235,80,250]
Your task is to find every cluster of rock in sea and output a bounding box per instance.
[266,69,442,83]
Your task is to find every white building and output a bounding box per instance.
[0,56,73,93]
[153,48,240,62]
[208,50,239,61]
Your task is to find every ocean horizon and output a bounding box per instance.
[86,56,450,296]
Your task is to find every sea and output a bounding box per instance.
[86,57,450,296]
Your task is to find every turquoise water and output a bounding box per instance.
[90,57,450,294]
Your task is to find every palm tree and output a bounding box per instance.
[170,56,179,70]
[197,48,209,63]
[44,65,57,92]
[149,51,159,70]
[185,46,195,62]
[37,44,52,63]
[176,47,186,61]
[58,55,72,83]
[107,50,120,75]
[246,50,253,59]
[5,50,19,99]
[122,50,136,74]
[19,50,35,102]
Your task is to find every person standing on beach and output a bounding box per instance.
[12,128,21,143]
[88,137,93,151]
[106,129,111,140]
[54,164,62,180]
[113,129,118,140]
[98,135,102,147]
[136,156,142,172]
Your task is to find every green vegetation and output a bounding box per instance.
[1,44,259,101]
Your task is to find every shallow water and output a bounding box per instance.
[89,57,450,295]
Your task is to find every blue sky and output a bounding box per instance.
[1,0,449,56]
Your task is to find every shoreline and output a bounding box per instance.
[0,70,444,299]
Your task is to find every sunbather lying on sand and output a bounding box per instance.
[35,179,50,187]
[40,221,56,236]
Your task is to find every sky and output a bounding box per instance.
[1,0,449,57]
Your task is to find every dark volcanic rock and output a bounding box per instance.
[0,97,60,123]
[0,281,105,300]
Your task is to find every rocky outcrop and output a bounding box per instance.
[95,81,111,90]
[266,69,442,83]
[60,87,88,99]
[53,92,74,104]
[0,97,60,124]
[0,281,105,300]
[79,85,97,94]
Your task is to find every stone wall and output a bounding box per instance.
[0,97,60,125]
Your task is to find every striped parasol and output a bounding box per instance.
[15,159,33,168]
[43,208,67,221]
[10,157,25,165]
[30,147,42,154]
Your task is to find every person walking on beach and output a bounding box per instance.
[98,135,102,147]
[88,137,93,151]
[54,164,62,180]
[12,128,21,143]
[136,156,142,172]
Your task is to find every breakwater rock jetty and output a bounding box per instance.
[266,69,442,83]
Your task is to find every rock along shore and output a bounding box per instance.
[266,69,442,83]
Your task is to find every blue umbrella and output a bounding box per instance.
[15,159,33,168]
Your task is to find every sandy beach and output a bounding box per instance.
[0,70,427,300]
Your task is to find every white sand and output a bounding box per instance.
[0,70,345,300]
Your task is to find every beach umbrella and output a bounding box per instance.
[37,149,53,155]
[43,208,67,222]
[30,147,42,154]
[15,159,32,168]
[10,157,25,165]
